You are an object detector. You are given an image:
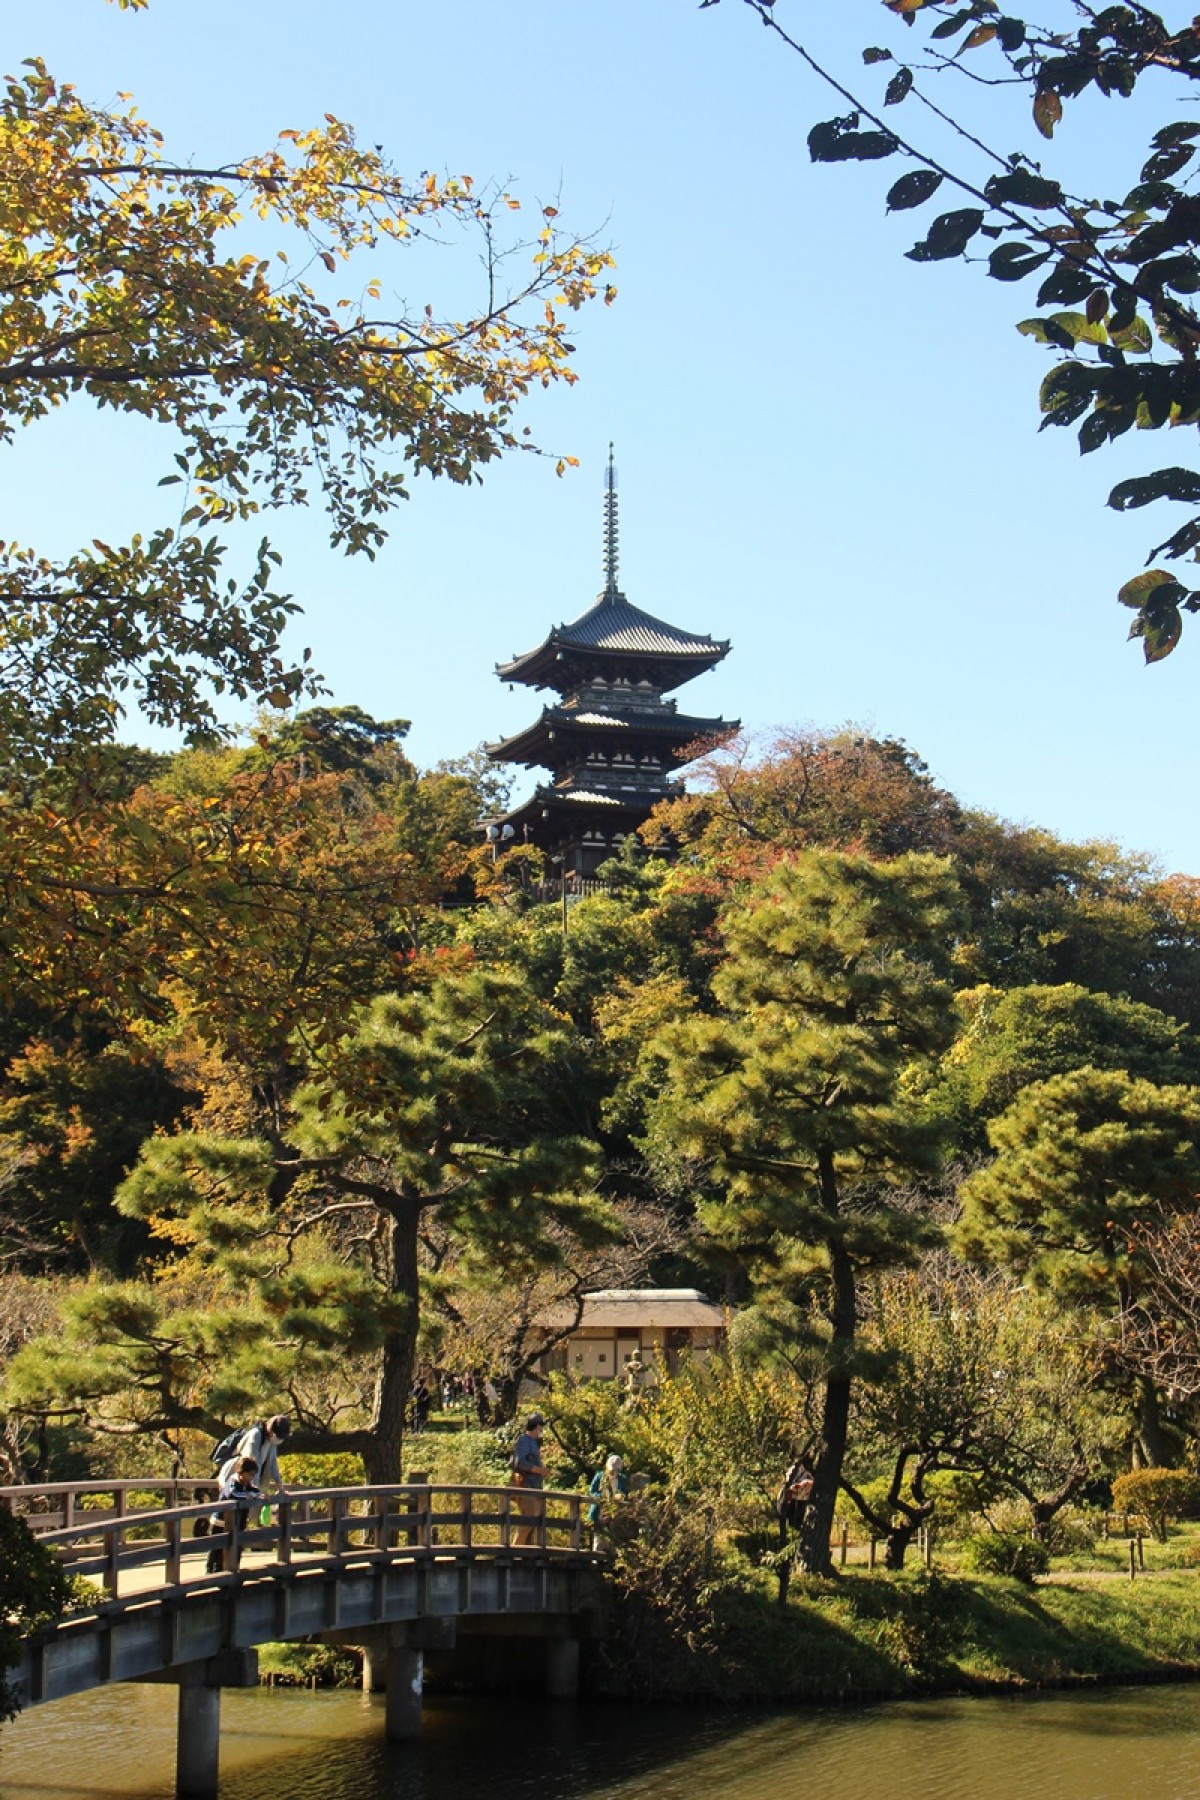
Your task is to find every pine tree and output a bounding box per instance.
[647,850,962,1574]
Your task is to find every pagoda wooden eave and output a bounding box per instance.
[497,590,730,694]
[499,783,678,833]
[486,707,738,770]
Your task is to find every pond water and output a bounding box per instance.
[2,1678,1199,1800]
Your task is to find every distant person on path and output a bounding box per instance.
[587,1452,629,1551]
[510,1413,548,1545]
[206,1456,263,1574]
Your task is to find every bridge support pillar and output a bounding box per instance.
[361,1636,387,1693]
[545,1636,580,1701]
[385,1642,423,1741]
[177,1676,221,1799]
[137,1649,256,1800]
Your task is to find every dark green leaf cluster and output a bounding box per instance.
[734,0,1200,658]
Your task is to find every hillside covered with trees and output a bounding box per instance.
[4,715,1200,1604]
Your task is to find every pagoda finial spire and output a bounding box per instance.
[602,442,619,597]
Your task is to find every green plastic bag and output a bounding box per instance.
[259,1504,272,1527]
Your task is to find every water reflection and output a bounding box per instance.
[4,1681,1200,1800]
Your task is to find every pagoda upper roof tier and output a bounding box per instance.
[497,587,730,692]
[486,705,738,770]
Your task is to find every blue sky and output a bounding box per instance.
[5,1,1198,872]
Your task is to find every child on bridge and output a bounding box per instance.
[205,1456,264,1575]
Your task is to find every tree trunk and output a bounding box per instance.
[1135,1375,1166,1468]
[1028,1468,1087,1542]
[884,1523,918,1570]
[798,1161,856,1578]
[362,1209,419,1486]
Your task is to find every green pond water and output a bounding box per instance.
[2,1679,1200,1800]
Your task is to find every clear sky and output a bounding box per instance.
[5,1,1198,872]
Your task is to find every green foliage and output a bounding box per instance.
[957,1068,1200,1307]
[935,984,1200,1153]
[399,1430,509,1487]
[5,964,609,1482]
[0,1037,191,1273]
[256,1641,359,1687]
[278,1452,364,1489]
[540,1374,669,1489]
[0,1509,71,1718]
[649,850,963,1296]
[961,1533,1051,1585]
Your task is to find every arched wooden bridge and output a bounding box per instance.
[2,1479,605,1799]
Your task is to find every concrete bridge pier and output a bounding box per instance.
[545,1635,580,1700]
[337,1619,456,1740]
[177,1675,221,1799]
[385,1638,424,1742]
[138,1649,258,1800]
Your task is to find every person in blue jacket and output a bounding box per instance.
[587,1453,629,1550]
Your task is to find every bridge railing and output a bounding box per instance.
[4,1482,591,1607]
[0,1477,220,1534]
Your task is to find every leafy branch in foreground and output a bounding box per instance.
[0,55,614,760]
[706,0,1200,661]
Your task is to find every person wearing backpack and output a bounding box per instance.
[213,1414,291,1500]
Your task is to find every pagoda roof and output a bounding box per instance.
[486,705,737,768]
[500,782,677,831]
[497,588,730,691]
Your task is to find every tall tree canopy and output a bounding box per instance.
[646,849,963,1573]
[6,965,606,1481]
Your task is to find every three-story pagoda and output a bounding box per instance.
[486,452,737,876]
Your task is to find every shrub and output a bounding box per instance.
[277,1452,364,1489]
[961,1532,1051,1584]
[1036,1505,1102,1557]
[0,1510,72,1718]
[1111,1469,1200,1543]
[399,1430,509,1488]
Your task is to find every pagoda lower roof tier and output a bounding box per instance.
[486,706,738,770]
[497,588,729,694]
[499,783,678,835]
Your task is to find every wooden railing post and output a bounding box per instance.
[278,1497,292,1565]
[229,1505,243,1576]
[165,1511,182,1587]
[104,1520,121,1596]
